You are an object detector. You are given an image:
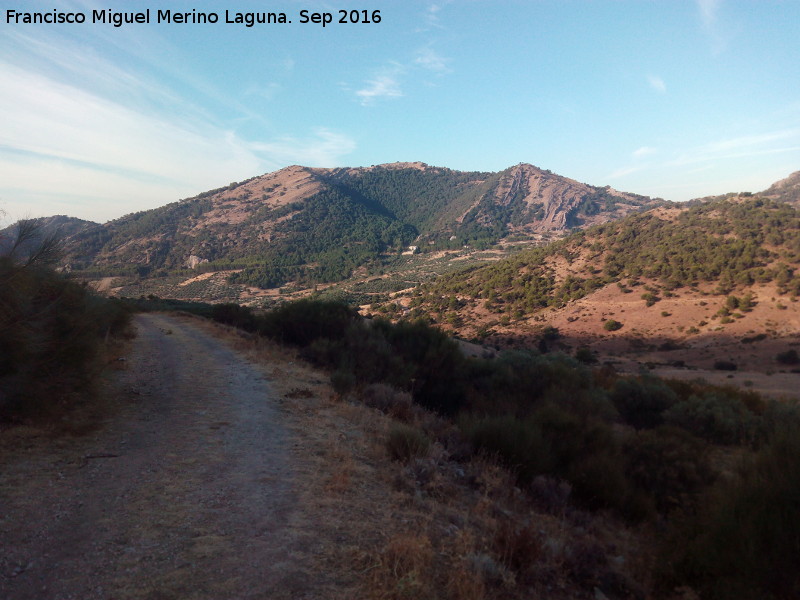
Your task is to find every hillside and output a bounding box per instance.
[58,162,660,288]
[763,170,800,207]
[385,194,800,396]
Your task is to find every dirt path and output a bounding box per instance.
[0,313,322,600]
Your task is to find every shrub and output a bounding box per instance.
[664,392,757,445]
[541,325,560,341]
[0,222,132,417]
[462,415,553,483]
[641,292,659,306]
[603,319,623,331]
[624,427,715,513]
[361,383,414,422]
[610,376,678,429]
[210,302,257,332]
[574,346,596,364]
[384,319,468,415]
[776,349,800,365]
[386,424,430,462]
[258,299,358,346]
[713,360,737,371]
[660,429,800,599]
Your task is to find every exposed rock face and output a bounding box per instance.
[185,255,208,269]
[461,163,657,234]
[763,171,800,206]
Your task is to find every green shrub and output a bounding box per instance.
[624,427,715,513]
[776,348,800,365]
[660,429,800,599]
[211,302,257,332]
[713,360,737,371]
[386,424,430,462]
[0,222,132,417]
[664,393,757,445]
[603,319,623,331]
[574,346,596,364]
[258,299,358,346]
[462,414,552,483]
[610,376,678,429]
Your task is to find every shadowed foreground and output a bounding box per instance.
[1,313,317,600]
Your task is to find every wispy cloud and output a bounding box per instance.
[633,146,658,158]
[414,47,451,74]
[0,53,355,221]
[672,129,800,165]
[608,165,646,179]
[420,1,452,31]
[355,62,407,106]
[647,75,667,94]
[696,0,728,53]
[249,128,357,166]
[697,0,722,29]
[356,72,404,106]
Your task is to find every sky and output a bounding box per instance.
[1,0,799,224]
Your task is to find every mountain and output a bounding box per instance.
[762,170,800,206]
[57,162,660,286]
[0,215,98,259]
[391,193,800,381]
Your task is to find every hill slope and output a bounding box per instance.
[406,195,800,318]
[59,162,660,286]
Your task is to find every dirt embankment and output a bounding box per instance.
[0,314,337,600]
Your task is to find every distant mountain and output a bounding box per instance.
[56,162,661,287]
[762,170,800,206]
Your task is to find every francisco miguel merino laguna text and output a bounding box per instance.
[5,8,382,27]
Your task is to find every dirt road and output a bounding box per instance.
[1,313,323,599]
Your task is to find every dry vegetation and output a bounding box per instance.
[193,316,656,600]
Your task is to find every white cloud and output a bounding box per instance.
[356,72,404,106]
[414,47,451,74]
[672,129,800,166]
[249,128,357,166]
[607,165,646,179]
[0,61,355,222]
[696,0,728,54]
[697,0,722,29]
[647,75,667,94]
[421,2,451,30]
[633,146,657,158]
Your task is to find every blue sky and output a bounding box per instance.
[1,0,799,223]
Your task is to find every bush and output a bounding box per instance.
[361,383,414,422]
[386,424,430,462]
[462,415,553,483]
[624,427,715,513]
[713,360,738,371]
[660,429,800,599]
[603,319,623,331]
[664,392,757,445]
[0,222,132,417]
[258,299,358,346]
[210,302,257,332]
[776,349,800,365]
[610,376,678,429]
[574,346,596,364]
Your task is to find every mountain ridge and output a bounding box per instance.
[42,161,663,285]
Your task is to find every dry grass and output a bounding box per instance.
[188,315,657,600]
